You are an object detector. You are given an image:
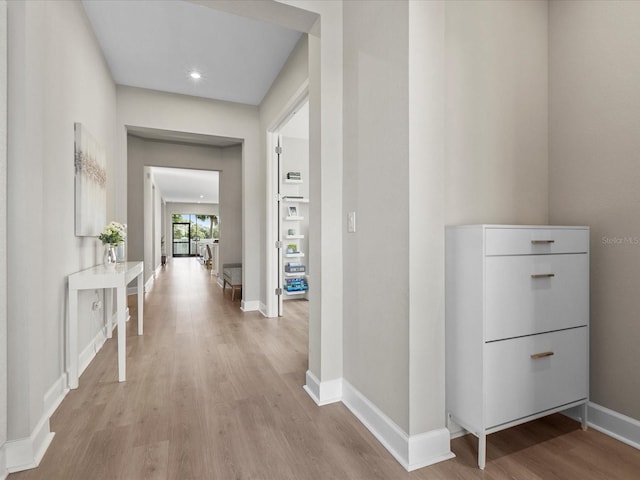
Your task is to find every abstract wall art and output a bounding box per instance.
[74,123,106,236]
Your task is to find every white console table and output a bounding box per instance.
[67,261,144,389]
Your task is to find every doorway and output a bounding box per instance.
[273,100,310,316]
[172,222,192,256]
[140,158,229,280]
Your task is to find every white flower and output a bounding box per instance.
[99,221,127,245]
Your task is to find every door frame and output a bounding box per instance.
[172,221,193,257]
[265,82,309,318]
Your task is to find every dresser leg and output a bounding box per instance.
[478,434,486,470]
[581,402,589,431]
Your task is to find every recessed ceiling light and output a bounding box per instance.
[200,194,204,198]
[190,71,201,80]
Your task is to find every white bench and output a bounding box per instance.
[222,263,242,301]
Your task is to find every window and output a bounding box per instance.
[171,213,219,256]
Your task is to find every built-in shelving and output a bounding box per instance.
[280,169,309,304]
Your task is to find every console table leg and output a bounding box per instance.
[137,274,143,335]
[105,288,113,338]
[117,286,126,382]
[68,290,79,389]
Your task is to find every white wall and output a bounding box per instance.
[408,0,446,437]
[117,86,258,308]
[343,0,411,432]
[142,167,160,278]
[342,0,549,461]
[126,135,242,285]
[0,0,7,474]
[153,180,162,271]
[166,202,220,217]
[284,0,344,394]
[549,0,640,421]
[5,0,116,461]
[445,0,549,226]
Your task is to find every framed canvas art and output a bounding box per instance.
[74,123,106,236]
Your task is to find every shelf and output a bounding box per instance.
[285,252,305,258]
[285,235,304,239]
[284,272,306,277]
[283,196,309,203]
[284,290,307,296]
[284,179,303,184]
[284,216,304,221]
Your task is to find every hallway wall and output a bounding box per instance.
[444,0,549,225]
[5,0,117,460]
[0,1,7,475]
[343,0,411,433]
[549,0,640,421]
[341,0,549,463]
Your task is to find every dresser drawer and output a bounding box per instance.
[484,327,588,430]
[485,254,588,341]
[485,227,589,256]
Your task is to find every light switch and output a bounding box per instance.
[348,211,356,233]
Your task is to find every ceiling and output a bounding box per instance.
[82,0,303,204]
[151,167,219,204]
[82,0,303,105]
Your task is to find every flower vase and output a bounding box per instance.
[103,244,117,267]
[115,242,126,263]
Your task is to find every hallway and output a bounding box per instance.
[8,259,640,479]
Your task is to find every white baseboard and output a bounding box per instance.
[564,402,640,450]
[303,370,342,406]
[78,323,109,377]
[240,300,259,312]
[43,374,69,419]
[258,302,269,317]
[4,320,117,474]
[144,275,154,293]
[341,380,454,472]
[0,446,7,480]
[4,413,54,473]
[446,417,467,439]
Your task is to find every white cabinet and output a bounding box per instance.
[445,225,589,469]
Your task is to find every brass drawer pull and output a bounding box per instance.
[531,239,555,244]
[531,273,555,278]
[531,351,554,360]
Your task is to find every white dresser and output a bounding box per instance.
[445,225,589,469]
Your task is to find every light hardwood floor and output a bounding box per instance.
[10,258,640,479]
